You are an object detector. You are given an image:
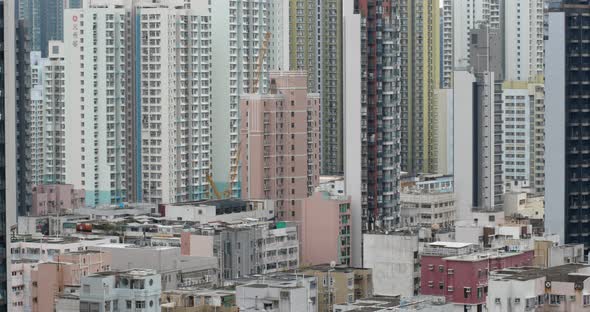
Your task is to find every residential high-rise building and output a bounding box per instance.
[2,0,18,307]
[211,0,271,198]
[401,0,440,174]
[29,42,66,186]
[500,80,545,194]
[443,0,543,85]
[441,0,501,88]
[240,71,320,221]
[18,0,81,56]
[136,2,211,204]
[64,5,129,206]
[357,0,402,230]
[289,0,344,176]
[545,1,590,246]
[64,0,211,206]
[453,25,506,220]
[16,19,32,216]
[503,0,544,81]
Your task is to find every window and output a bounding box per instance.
[477,287,483,298]
[83,284,90,293]
[438,265,444,272]
[448,286,454,292]
[464,287,471,298]
[439,281,444,290]
[428,281,434,288]
[447,268,454,275]
[584,294,590,306]
[549,295,562,305]
[126,301,132,309]
[428,264,434,271]
[135,301,146,309]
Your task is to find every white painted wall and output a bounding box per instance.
[343,5,362,268]
[362,233,418,297]
[545,11,566,243]
[452,71,476,222]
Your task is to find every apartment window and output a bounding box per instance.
[428,264,434,271]
[584,295,590,306]
[126,301,132,309]
[448,286,454,292]
[477,287,483,298]
[438,265,444,272]
[464,287,471,298]
[549,295,563,305]
[428,281,434,288]
[439,282,444,290]
[135,301,146,309]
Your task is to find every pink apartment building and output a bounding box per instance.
[421,242,534,311]
[31,250,111,312]
[240,71,320,220]
[31,184,85,216]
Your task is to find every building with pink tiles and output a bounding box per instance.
[420,242,534,311]
[30,250,111,312]
[240,71,320,220]
[300,191,351,266]
[31,184,85,216]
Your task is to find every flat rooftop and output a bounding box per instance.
[493,264,590,282]
[427,242,474,249]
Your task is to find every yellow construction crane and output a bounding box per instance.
[223,142,243,198]
[206,174,222,200]
[251,31,272,94]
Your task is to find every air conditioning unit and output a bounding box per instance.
[514,298,521,303]
[495,298,501,304]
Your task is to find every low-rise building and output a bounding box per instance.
[235,274,318,312]
[363,231,420,297]
[302,264,373,312]
[11,235,118,262]
[487,264,590,312]
[181,220,299,279]
[89,244,218,290]
[400,191,456,229]
[32,250,112,312]
[31,184,85,216]
[80,269,162,312]
[333,296,401,312]
[421,242,534,311]
[161,199,274,223]
[161,289,237,312]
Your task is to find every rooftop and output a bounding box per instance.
[492,264,590,282]
[334,296,401,311]
[444,249,528,262]
[427,242,474,249]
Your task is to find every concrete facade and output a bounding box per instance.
[300,191,351,266]
[80,269,161,312]
[31,184,85,216]
[32,251,112,312]
[302,265,373,312]
[362,232,420,297]
[421,247,534,310]
[487,265,590,312]
[88,244,217,290]
[235,274,317,312]
[240,71,320,220]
